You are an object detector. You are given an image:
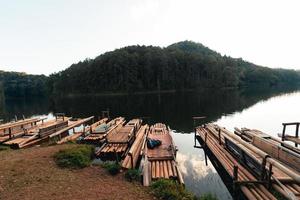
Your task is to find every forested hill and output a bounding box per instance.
[48,41,300,95]
[0,71,47,97]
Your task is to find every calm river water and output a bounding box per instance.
[1,86,300,199]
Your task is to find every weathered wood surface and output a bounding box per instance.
[49,116,94,138]
[278,134,300,145]
[122,125,148,169]
[236,128,300,172]
[147,123,174,160]
[197,124,300,200]
[107,119,142,143]
[0,117,42,131]
[142,123,183,186]
[96,119,142,160]
[4,117,93,148]
[83,117,125,143]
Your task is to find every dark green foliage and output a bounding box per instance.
[150,179,195,200]
[199,193,218,200]
[48,41,300,95]
[125,169,140,182]
[0,71,47,97]
[101,162,121,175]
[0,145,10,151]
[54,145,94,169]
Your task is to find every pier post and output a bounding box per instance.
[295,123,299,147]
[281,124,286,141]
[233,165,239,199]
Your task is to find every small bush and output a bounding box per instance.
[125,169,140,182]
[54,145,94,169]
[199,193,217,200]
[151,179,194,200]
[0,145,10,151]
[102,162,121,175]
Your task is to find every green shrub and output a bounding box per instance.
[0,145,10,151]
[199,193,217,200]
[54,145,94,169]
[125,169,140,182]
[150,179,194,200]
[101,162,121,175]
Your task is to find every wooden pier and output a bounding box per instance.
[141,123,184,186]
[196,124,300,200]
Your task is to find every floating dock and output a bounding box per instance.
[141,123,184,186]
[196,123,300,200]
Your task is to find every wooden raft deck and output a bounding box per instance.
[196,124,300,200]
[122,124,149,169]
[142,123,184,186]
[235,127,300,172]
[95,119,142,160]
[0,117,45,143]
[82,117,125,144]
[3,116,94,149]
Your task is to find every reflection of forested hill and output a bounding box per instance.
[0,97,50,122]
[51,86,300,132]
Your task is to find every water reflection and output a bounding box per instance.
[0,86,300,199]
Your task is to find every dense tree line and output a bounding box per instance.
[1,41,300,97]
[48,41,300,95]
[0,71,47,97]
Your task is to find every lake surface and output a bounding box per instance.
[1,86,300,200]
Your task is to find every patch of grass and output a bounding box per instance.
[125,169,140,182]
[101,162,121,175]
[150,179,194,200]
[199,193,217,200]
[0,145,10,151]
[54,145,94,169]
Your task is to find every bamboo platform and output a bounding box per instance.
[95,119,142,160]
[82,117,124,144]
[0,117,45,143]
[3,116,94,149]
[122,124,149,169]
[196,124,300,200]
[235,127,300,172]
[141,123,184,186]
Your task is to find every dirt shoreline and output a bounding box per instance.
[0,144,154,200]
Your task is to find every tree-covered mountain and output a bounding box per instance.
[48,41,300,95]
[0,71,47,97]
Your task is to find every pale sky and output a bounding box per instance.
[1,0,300,75]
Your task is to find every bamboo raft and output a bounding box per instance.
[141,123,184,186]
[122,124,149,169]
[82,117,125,144]
[0,117,45,143]
[196,124,300,200]
[3,116,94,149]
[95,119,142,160]
[235,127,300,172]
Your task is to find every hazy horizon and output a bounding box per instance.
[1,0,300,75]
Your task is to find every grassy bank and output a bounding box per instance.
[0,144,154,200]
